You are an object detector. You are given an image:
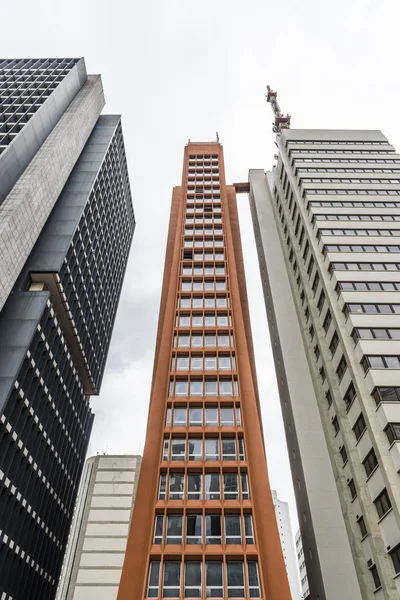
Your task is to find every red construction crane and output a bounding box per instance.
[266,85,291,133]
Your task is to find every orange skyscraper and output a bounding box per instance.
[118,142,291,599]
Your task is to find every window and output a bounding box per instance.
[236,407,242,426]
[248,562,261,598]
[220,406,234,426]
[223,473,238,500]
[348,479,357,500]
[185,562,201,597]
[159,474,167,500]
[190,379,203,397]
[323,310,332,333]
[353,413,366,442]
[312,272,320,294]
[373,387,400,405]
[340,445,348,465]
[188,438,202,461]
[222,438,236,460]
[220,379,233,396]
[175,380,189,397]
[177,356,189,370]
[167,515,183,544]
[225,515,241,544]
[218,355,231,370]
[357,516,367,538]
[147,561,160,597]
[336,356,347,382]
[332,416,340,435]
[154,515,164,544]
[206,562,223,598]
[344,382,356,408]
[227,562,245,597]
[174,406,187,425]
[205,438,219,461]
[205,379,218,396]
[205,406,218,426]
[189,407,202,426]
[370,565,381,590]
[385,423,400,444]
[244,514,254,544]
[317,290,325,312]
[374,488,392,519]
[390,544,400,575]
[329,331,339,355]
[241,473,250,499]
[169,473,185,499]
[163,562,181,598]
[171,439,186,461]
[186,514,202,544]
[187,473,202,500]
[205,355,217,370]
[206,514,221,544]
[363,448,378,477]
[205,473,220,499]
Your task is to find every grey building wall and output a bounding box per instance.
[248,168,364,600]
[56,455,142,600]
[0,72,105,312]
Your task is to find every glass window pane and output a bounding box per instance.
[190,380,203,397]
[169,473,184,499]
[205,315,216,326]
[166,515,183,543]
[205,438,219,460]
[220,380,233,396]
[241,473,249,499]
[206,562,223,598]
[175,381,189,397]
[227,562,245,597]
[205,334,216,347]
[218,334,229,347]
[148,561,161,597]
[191,356,203,370]
[244,514,254,544]
[205,379,218,396]
[187,474,202,499]
[205,297,215,308]
[185,562,201,597]
[193,297,203,308]
[219,355,231,370]
[178,335,190,347]
[192,315,203,327]
[248,562,261,598]
[192,334,203,347]
[222,438,236,460]
[221,406,234,425]
[180,315,190,326]
[154,515,164,544]
[205,406,218,425]
[186,514,202,544]
[188,438,202,461]
[163,439,170,461]
[159,474,166,499]
[217,315,229,326]
[224,473,238,499]
[205,355,217,370]
[206,514,222,544]
[174,407,187,425]
[166,407,172,426]
[163,562,181,597]
[177,356,189,370]
[238,438,245,460]
[205,473,220,499]
[189,407,203,426]
[171,439,186,460]
[225,515,241,544]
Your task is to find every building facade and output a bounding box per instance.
[0,58,134,599]
[249,129,400,600]
[118,142,291,599]
[272,491,301,600]
[295,529,310,599]
[56,455,141,600]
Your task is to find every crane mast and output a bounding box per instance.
[266,85,291,133]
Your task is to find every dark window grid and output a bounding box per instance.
[319,228,400,237]
[362,356,400,372]
[306,189,400,196]
[385,423,400,445]
[373,387,400,405]
[313,214,400,222]
[353,327,400,341]
[324,244,400,254]
[344,303,400,316]
[337,281,400,292]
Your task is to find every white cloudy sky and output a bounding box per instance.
[4,0,400,531]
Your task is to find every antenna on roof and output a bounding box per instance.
[216,132,219,143]
[266,85,291,133]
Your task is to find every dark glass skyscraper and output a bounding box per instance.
[0,59,134,599]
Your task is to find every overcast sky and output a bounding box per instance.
[4,0,400,532]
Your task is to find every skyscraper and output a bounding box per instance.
[271,490,302,600]
[249,127,400,599]
[118,142,291,599]
[56,455,141,600]
[295,529,310,600]
[0,59,134,599]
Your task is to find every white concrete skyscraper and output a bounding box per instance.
[249,123,400,600]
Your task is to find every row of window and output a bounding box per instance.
[153,512,254,545]
[314,214,400,222]
[310,201,400,208]
[188,186,220,193]
[362,356,400,372]
[324,243,400,253]
[182,266,225,276]
[158,471,250,501]
[171,354,236,372]
[147,560,260,598]
[374,387,400,405]
[184,239,224,248]
[188,177,220,183]
[344,303,400,316]
[293,150,393,155]
[176,314,232,328]
[288,140,387,146]
[169,378,239,398]
[162,437,245,462]
[174,333,234,348]
[297,158,400,164]
[179,296,230,309]
[185,217,222,224]
[186,207,221,215]
[353,328,400,341]
[181,280,227,291]
[184,228,223,236]
[337,281,400,292]
[182,252,225,262]
[166,405,242,428]
[303,178,400,184]
[318,228,400,237]
[330,262,400,272]
[298,168,400,173]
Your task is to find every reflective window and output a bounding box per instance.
[188,438,202,461]
[187,473,202,500]
[169,473,185,499]
[174,407,187,425]
[153,515,163,544]
[205,406,218,425]
[147,561,160,597]
[171,439,186,461]
[206,562,223,598]
[159,474,166,500]
[224,473,238,499]
[205,473,220,499]
[205,438,219,461]
[206,514,222,544]
[227,562,245,597]
[166,515,183,544]
[185,562,201,598]
[225,515,241,544]
[189,407,202,426]
[222,438,236,460]
[186,514,202,544]
[163,562,181,598]
[221,406,234,426]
